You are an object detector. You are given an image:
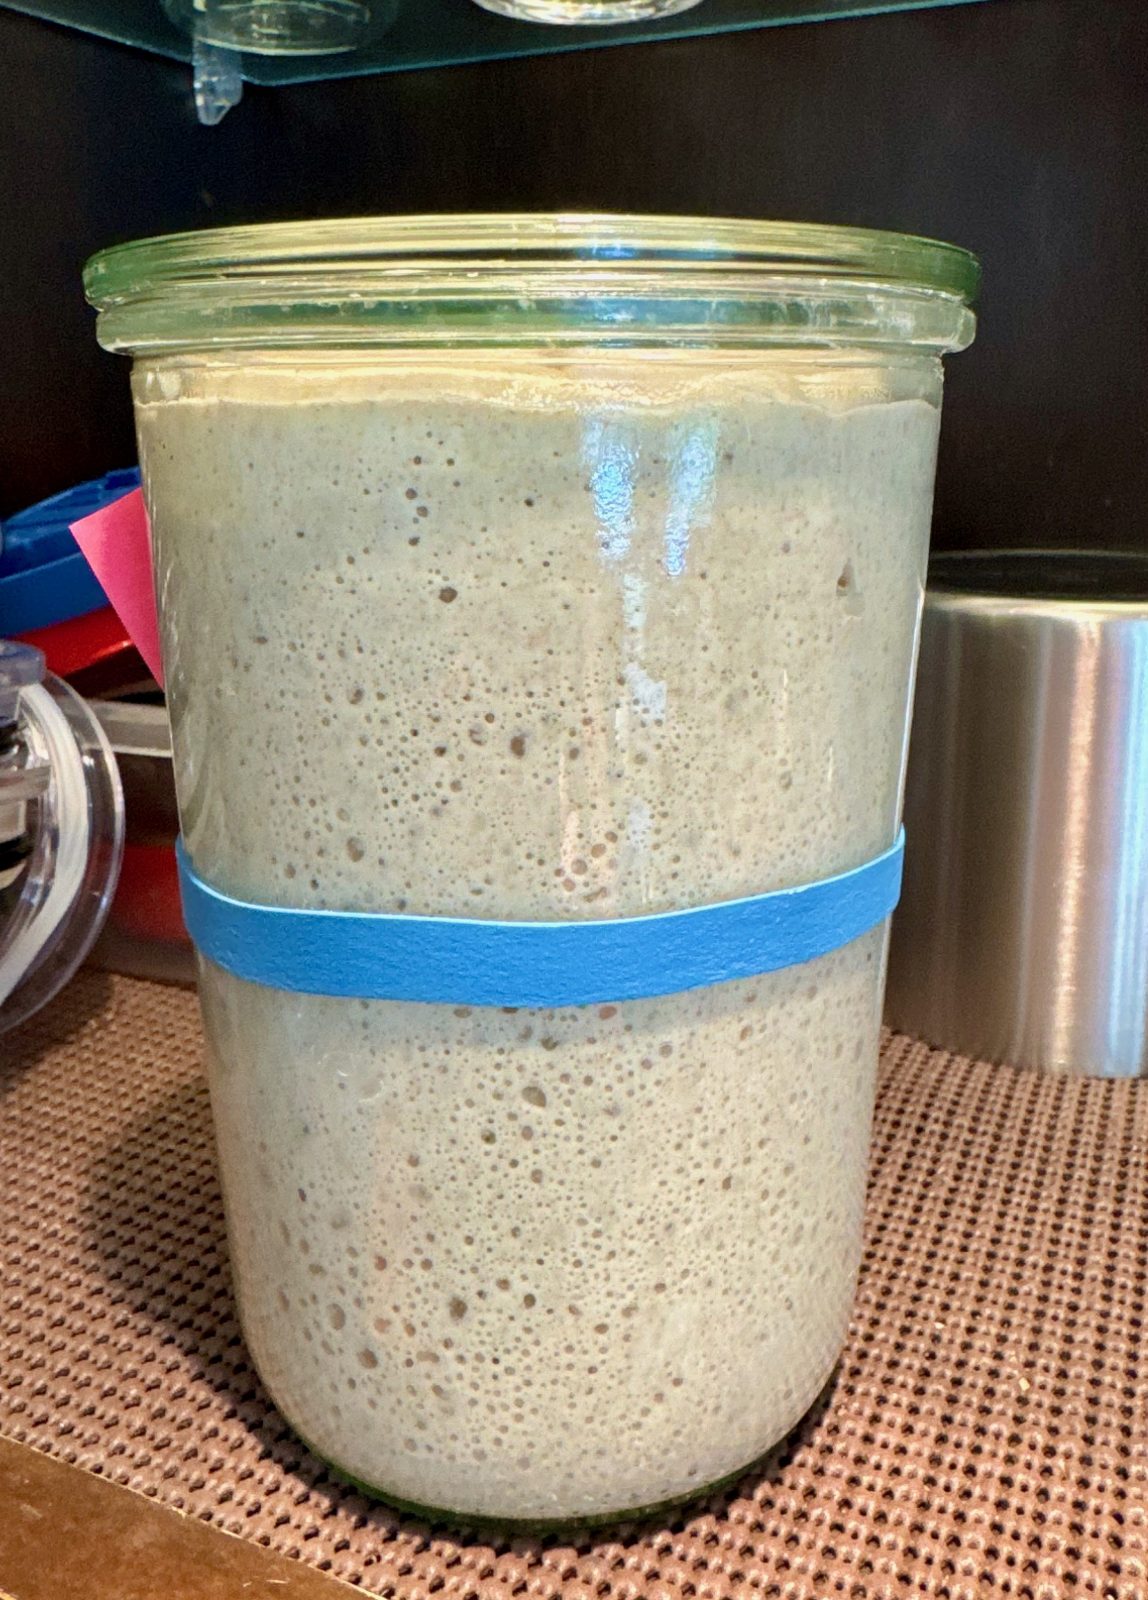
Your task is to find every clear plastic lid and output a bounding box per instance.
[0,642,125,1034]
[85,213,979,354]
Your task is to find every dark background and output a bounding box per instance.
[2,0,1146,550]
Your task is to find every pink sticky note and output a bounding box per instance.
[70,488,164,688]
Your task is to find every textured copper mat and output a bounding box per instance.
[3,971,1147,1598]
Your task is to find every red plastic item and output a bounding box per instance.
[19,608,134,680]
[110,842,189,947]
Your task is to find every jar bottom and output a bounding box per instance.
[277,1368,839,1533]
[469,0,704,26]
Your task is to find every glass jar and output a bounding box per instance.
[85,214,977,1523]
[161,0,377,54]
[469,0,705,25]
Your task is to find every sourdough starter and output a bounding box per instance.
[135,350,939,1519]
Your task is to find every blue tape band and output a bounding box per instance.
[177,832,904,1009]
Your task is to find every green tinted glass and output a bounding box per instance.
[86,213,979,353]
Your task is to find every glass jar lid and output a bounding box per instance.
[85,213,979,354]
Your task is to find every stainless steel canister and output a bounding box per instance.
[886,550,1148,1077]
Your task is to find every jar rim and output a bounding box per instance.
[85,212,980,355]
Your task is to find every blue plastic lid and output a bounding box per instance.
[0,469,141,635]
